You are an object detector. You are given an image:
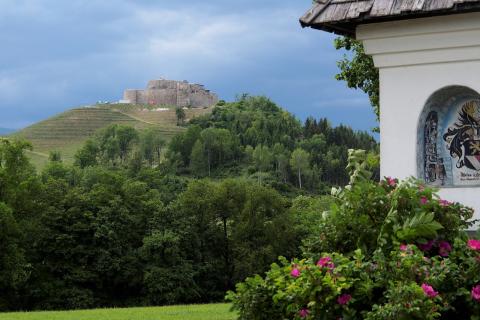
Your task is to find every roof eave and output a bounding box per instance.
[300,3,480,38]
[301,21,356,38]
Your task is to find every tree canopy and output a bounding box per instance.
[0,95,378,312]
[335,37,380,128]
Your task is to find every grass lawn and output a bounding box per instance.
[0,303,236,320]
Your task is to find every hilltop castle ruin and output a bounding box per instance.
[122,79,218,108]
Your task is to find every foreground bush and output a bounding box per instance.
[302,177,473,258]
[227,176,480,319]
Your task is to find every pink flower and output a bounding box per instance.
[291,268,301,278]
[420,196,429,205]
[317,256,335,269]
[299,308,310,318]
[422,283,439,298]
[468,239,480,251]
[386,177,396,187]
[337,294,352,305]
[400,244,408,251]
[438,241,452,257]
[472,285,480,302]
[439,199,452,207]
[418,240,435,252]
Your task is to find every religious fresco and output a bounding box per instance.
[423,111,447,185]
[418,86,480,187]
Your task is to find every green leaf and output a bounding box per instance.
[396,212,443,242]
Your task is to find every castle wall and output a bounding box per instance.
[123,90,139,103]
[123,80,218,107]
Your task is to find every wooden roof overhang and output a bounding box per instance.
[300,0,480,37]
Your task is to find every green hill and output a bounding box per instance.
[13,104,212,169]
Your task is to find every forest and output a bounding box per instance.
[0,96,378,311]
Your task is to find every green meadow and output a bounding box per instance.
[0,304,236,320]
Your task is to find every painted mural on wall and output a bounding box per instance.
[418,86,480,187]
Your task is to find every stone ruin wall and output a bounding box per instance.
[123,80,218,108]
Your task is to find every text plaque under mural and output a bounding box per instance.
[419,86,480,187]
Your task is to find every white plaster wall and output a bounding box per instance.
[381,62,480,222]
[357,13,480,225]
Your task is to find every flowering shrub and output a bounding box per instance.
[228,239,480,319]
[302,177,474,259]
[227,177,480,319]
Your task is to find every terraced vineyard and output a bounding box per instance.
[13,104,213,169]
[113,103,212,126]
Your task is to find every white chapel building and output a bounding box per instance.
[301,0,480,223]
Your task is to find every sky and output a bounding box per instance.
[0,0,377,132]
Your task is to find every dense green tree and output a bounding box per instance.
[74,139,99,168]
[170,180,225,300]
[290,148,310,189]
[0,139,43,310]
[168,125,202,166]
[164,150,182,174]
[30,167,166,309]
[93,124,139,165]
[200,128,236,176]
[0,95,379,312]
[0,139,40,217]
[76,126,166,169]
[116,125,139,163]
[192,95,302,148]
[277,153,290,183]
[171,179,298,297]
[229,182,298,282]
[141,230,199,305]
[244,145,254,165]
[252,145,273,184]
[152,134,166,165]
[175,107,186,126]
[335,37,379,124]
[141,129,156,166]
[272,143,290,183]
[253,145,273,173]
[141,129,166,166]
[189,140,207,176]
[186,96,377,189]
[48,151,62,162]
[97,125,121,164]
[0,202,28,310]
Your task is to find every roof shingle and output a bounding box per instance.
[300,0,480,36]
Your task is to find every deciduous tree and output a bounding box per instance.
[290,148,310,189]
